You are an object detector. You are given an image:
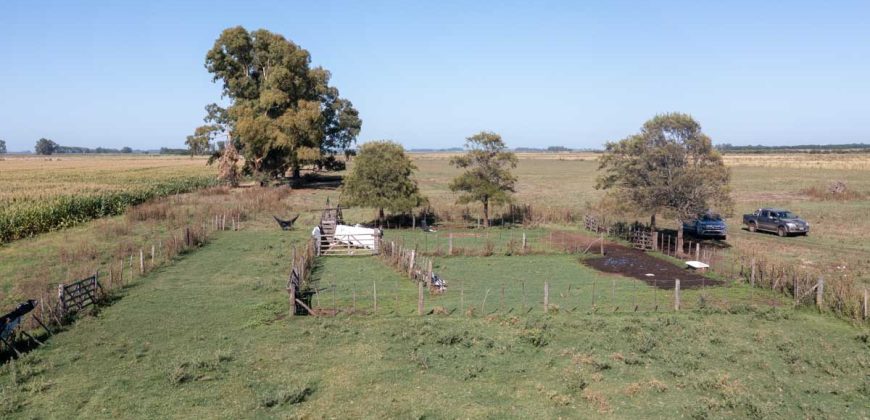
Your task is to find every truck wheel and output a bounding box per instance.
[777,226,786,237]
[749,222,757,233]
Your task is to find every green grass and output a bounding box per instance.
[3,228,867,418]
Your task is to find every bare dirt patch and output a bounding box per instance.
[548,231,720,289]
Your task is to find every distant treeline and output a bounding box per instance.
[716,143,870,154]
[159,148,190,155]
[55,146,134,154]
[409,146,602,153]
[38,146,200,155]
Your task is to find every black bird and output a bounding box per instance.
[273,214,300,230]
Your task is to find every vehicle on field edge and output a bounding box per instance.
[742,208,810,237]
[682,212,727,240]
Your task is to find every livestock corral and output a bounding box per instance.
[0,153,868,418]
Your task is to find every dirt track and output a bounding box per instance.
[549,231,720,289]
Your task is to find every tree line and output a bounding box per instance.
[186,28,730,235]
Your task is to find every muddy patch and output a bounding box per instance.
[549,231,720,289]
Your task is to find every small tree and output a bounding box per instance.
[342,141,425,224]
[596,112,733,252]
[35,138,58,155]
[120,147,133,153]
[449,131,518,227]
[185,125,218,157]
[0,139,6,155]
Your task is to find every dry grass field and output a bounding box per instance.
[405,153,870,287]
[0,152,868,418]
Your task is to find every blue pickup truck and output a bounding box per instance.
[682,213,727,239]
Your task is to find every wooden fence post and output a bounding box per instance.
[750,258,756,287]
[599,231,604,255]
[408,250,416,278]
[448,233,453,256]
[373,281,378,314]
[544,282,549,313]
[139,249,144,274]
[288,282,296,317]
[863,288,868,320]
[522,232,527,252]
[815,277,824,311]
[129,254,134,281]
[695,243,700,261]
[417,281,424,315]
[57,284,66,319]
[674,280,681,311]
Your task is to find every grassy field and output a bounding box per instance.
[405,154,870,286]
[1,153,869,418]
[2,228,867,418]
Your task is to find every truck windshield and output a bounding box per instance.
[700,214,722,221]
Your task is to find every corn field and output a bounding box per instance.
[0,156,217,243]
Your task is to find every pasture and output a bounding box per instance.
[0,153,869,418]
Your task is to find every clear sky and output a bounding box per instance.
[1,1,869,152]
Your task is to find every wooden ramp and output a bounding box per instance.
[315,205,380,256]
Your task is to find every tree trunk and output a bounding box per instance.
[378,208,385,228]
[292,166,301,179]
[483,199,490,227]
[650,214,656,230]
[677,223,684,256]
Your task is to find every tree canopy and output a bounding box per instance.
[595,112,733,228]
[341,141,425,222]
[449,131,518,227]
[200,26,361,179]
[0,139,6,155]
[185,124,219,156]
[34,138,59,155]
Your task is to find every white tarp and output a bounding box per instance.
[333,224,380,249]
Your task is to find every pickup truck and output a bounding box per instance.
[742,208,809,237]
[682,213,727,239]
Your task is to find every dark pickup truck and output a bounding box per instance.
[682,213,727,239]
[743,208,810,237]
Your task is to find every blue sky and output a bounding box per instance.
[1,1,869,152]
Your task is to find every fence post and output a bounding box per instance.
[522,232,527,252]
[408,250,416,278]
[129,254,134,281]
[863,288,868,320]
[57,284,66,320]
[139,249,144,274]
[674,280,681,311]
[417,281,424,316]
[599,231,604,255]
[750,258,756,287]
[373,281,378,314]
[544,282,549,313]
[448,233,453,256]
[695,243,700,261]
[288,282,296,317]
[815,277,824,311]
